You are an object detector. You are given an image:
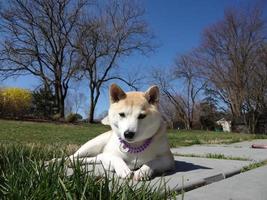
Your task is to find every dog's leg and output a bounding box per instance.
[133,155,174,181]
[77,153,132,179]
[47,131,112,166]
[69,131,112,161]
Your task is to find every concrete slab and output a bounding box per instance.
[225,139,267,148]
[171,145,267,162]
[66,156,253,192]
[65,140,267,195]
[150,156,252,192]
[177,165,267,200]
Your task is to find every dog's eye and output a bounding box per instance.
[138,114,146,119]
[119,113,125,118]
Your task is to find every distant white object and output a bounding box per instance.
[216,118,231,132]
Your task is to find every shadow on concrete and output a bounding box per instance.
[163,160,212,176]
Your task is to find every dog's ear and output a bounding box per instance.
[110,83,126,103]
[101,116,110,125]
[145,85,159,104]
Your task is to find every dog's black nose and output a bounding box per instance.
[124,131,135,139]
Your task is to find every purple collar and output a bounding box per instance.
[118,137,153,154]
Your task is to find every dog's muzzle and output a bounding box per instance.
[124,130,135,140]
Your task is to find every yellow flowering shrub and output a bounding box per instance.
[0,87,32,117]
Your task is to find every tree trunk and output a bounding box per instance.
[249,112,258,134]
[186,119,190,130]
[54,80,65,118]
[88,102,95,123]
[88,86,101,123]
[59,95,65,118]
[88,86,95,123]
[54,83,60,115]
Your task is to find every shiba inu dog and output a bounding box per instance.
[69,84,174,180]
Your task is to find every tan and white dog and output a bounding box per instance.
[69,84,174,180]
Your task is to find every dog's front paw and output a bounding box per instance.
[133,166,152,181]
[116,167,133,179]
[66,159,75,168]
[44,158,63,167]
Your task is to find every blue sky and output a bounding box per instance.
[2,0,266,118]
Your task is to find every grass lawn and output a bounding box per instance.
[0,120,178,199]
[1,119,267,199]
[0,144,173,199]
[1,119,266,149]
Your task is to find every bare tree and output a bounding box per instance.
[65,90,86,115]
[0,0,87,117]
[151,55,206,130]
[151,68,189,129]
[174,53,207,129]
[75,0,153,123]
[159,94,188,129]
[197,6,266,133]
[242,43,267,133]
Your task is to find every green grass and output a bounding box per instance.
[174,153,249,161]
[0,119,109,146]
[241,160,267,173]
[0,144,175,199]
[1,119,266,149]
[1,119,267,199]
[167,129,267,147]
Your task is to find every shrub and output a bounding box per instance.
[0,87,32,118]
[200,116,216,131]
[66,113,82,123]
[52,113,62,121]
[31,88,57,118]
[214,124,223,132]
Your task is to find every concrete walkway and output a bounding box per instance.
[226,139,267,148]
[171,145,267,162]
[66,139,267,198]
[173,139,267,199]
[66,156,253,191]
[171,139,267,162]
[177,165,267,200]
[150,156,252,192]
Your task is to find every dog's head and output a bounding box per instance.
[102,84,161,143]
